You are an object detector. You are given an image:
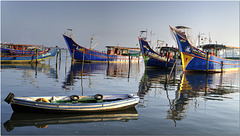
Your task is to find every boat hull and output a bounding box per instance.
[138,37,176,69]
[7,94,140,113]
[63,34,142,63]
[1,47,58,63]
[170,26,240,72]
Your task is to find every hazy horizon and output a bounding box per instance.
[1,1,239,51]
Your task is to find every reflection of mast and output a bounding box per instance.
[164,74,177,126]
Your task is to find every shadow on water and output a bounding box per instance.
[3,107,138,132]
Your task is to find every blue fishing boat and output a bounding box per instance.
[63,34,142,63]
[138,31,179,69]
[1,43,45,55]
[1,47,58,63]
[170,26,240,72]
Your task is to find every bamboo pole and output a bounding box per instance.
[221,61,223,73]
[165,51,170,69]
[71,48,75,64]
[168,52,178,82]
[35,49,38,63]
[56,50,59,79]
[206,52,209,73]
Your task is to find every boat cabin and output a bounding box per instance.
[1,43,43,51]
[201,44,240,59]
[106,46,141,57]
[156,46,179,59]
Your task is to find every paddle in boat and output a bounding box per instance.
[62,30,142,63]
[170,26,240,72]
[138,30,179,69]
[4,93,140,113]
[1,47,58,63]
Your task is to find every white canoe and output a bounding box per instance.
[4,93,139,113]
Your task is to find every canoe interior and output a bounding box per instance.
[14,94,133,104]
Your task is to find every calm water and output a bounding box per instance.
[1,51,239,135]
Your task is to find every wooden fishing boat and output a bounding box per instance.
[62,33,142,63]
[1,43,44,55]
[1,47,58,63]
[4,107,138,132]
[170,26,240,72]
[138,31,179,69]
[4,93,140,113]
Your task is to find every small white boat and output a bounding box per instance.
[4,93,139,113]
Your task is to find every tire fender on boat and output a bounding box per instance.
[36,98,50,103]
[70,95,79,101]
[94,94,103,100]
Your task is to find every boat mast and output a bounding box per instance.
[90,34,94,49]
[197,32,205,48]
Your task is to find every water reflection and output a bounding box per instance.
[62,62,141,90]
[1,63,57,79]
[168,72,239,122]
[4,107,138,132]
[138,68,239,125]
[138,69,180,107]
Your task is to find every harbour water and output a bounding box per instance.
[1,51,239,135]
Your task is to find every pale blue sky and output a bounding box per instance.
[1,1,239,50]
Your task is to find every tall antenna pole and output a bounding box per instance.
[90,34,94,49]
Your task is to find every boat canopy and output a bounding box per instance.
[202,44,226,50]
[1,43,43,47]
[106,46,141,56]
[202,44,240,50]
[175,26,191,29]
[157,46,179,52]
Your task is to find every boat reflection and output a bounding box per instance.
[62,62,141,90]
[4,107,138,132]
[167,72,239,122]
[1,63,57,79]
[138,68,180,108]
[138,68,239,124]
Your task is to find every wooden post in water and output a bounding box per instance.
[204,73,209,96]
[65,49,68,81]
[168,51,178,82]
[129,53,131,63]
[56,50,59,79]
[165,51,170,69]
[221,61,223,73]
[107,51,110,64]
[35,62,38,78]
[71,48,75,64]
[81,50,85,95]
[206,52,209,73]
[138,52,140,64]
[56,50,59,68]
[35,49,38,63]
[59,49,62,62]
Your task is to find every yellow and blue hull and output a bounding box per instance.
[170,26,239,72]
